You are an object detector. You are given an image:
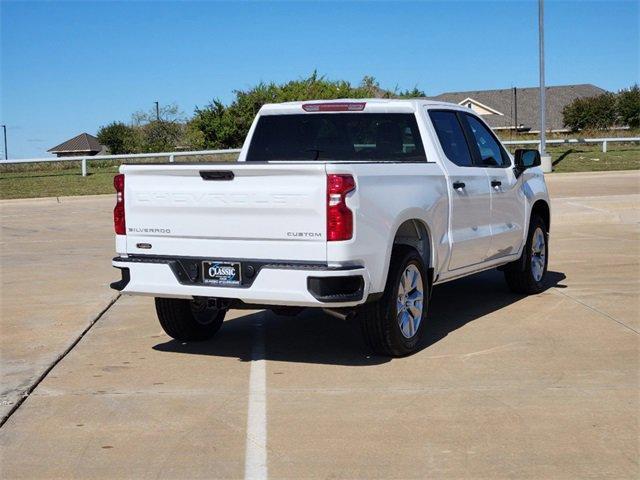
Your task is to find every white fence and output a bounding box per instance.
[1,148,241,176]
[2,136,639,177]
[502,136,640,153]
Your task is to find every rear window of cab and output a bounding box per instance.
[246,113,427,162]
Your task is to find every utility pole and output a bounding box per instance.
[1,125,7,160]
[513,87,518,133]
[538,0,551,172]
[154,101,160,122]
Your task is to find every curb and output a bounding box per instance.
[0,193,113,205]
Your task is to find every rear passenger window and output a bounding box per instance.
[428,111,473,167]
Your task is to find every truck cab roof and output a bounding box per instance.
[259,98,466,115]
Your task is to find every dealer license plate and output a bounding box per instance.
[202,261,241,286]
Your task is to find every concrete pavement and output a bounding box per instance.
[0,171,638,479]
[0,196,118,421]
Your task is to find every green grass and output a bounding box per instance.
[0,153,238,200]
[498,129,640,172]
[1,145,638,200]
[547,145,639,172]
[502,144,640,173]
[0,166,121,199]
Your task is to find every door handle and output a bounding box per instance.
[200,170,234,181]
[491,180,502,188]
[452,181,466,190]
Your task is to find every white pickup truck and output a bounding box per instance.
[111,99,550,356]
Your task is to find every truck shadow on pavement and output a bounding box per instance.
[153,269,566,366]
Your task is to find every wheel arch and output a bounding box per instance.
[531,199,551,232]
[382,218,435,294]
[392,219,432,267]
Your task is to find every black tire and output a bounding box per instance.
[504,215,548,294]
[155,297,226,341]
[359,246,430,357]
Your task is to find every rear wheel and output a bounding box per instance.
[155,297,226,341]
[359,246,429,357]
[504,215,548,294]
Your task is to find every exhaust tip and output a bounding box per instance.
[322,308,356,321]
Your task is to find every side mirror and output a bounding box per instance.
[514,149,541,170]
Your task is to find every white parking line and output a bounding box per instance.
[244,317,268,480]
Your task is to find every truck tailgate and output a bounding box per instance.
[120,163,328,261]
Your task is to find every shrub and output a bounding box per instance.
[397,86,427,98]
[189,72,394,149]
[99,73,426,151]
[617,85,640,128]
[188,100,238,150]
[563,93,618,131]
[137,121,185,153]
[563,85,640,131]
[96,122,138,154]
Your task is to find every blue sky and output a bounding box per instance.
[1,0,638,158]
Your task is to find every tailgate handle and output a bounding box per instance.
[200,171,234,181]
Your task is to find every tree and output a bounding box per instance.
[359,75,385,97]
[562,92,618,131]
[96,122,138,154]
[617,85,640,128]
[188,100,238,149]
[131,103,187,152]
[137,121,185,153]
[103,74,429,152]
[131,103,184,126]
[397,86,426,98]
[188,73,401,149]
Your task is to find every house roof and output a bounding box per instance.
[429,84,607,131]
[48,133,103,153]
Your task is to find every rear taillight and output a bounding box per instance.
[327,174,356,241]
[113,174,125,235]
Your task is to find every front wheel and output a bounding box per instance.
[359,246,429,357]
[155,297,226,341]
[504,215,548,294]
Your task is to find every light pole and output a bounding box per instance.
[538,0,552,172]
[1,125,7,160]
[154,101,160,122]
